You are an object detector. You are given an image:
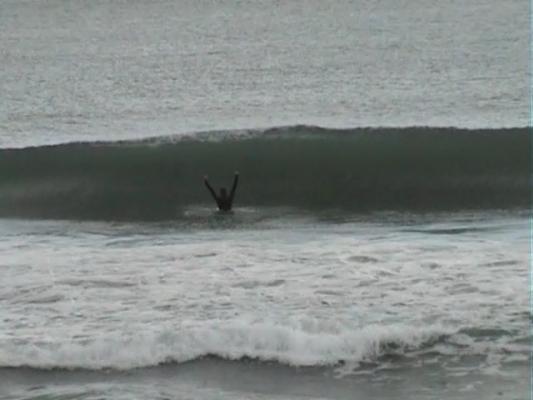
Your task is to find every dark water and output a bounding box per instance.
[0,126,527,220]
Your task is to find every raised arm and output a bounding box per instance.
[230,171,239,200]
[204,176,218,201]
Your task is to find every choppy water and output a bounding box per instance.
[0,211,529,399]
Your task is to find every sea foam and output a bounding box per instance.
[0,318,456,370]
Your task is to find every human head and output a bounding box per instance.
[219,187,227,198]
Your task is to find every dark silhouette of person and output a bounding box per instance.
[204,172,239,211]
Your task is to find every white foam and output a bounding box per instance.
[0,318,452,370]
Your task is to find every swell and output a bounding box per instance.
[0,126,528,220]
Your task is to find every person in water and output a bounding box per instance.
[204,171,239,211]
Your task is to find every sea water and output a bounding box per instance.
[0,0,529,399]
[0,0,527,148]
[0,211,529,399]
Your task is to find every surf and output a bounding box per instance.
[0,125,527,220]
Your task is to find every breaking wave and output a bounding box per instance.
[0,317,527,371]
[0,125,528,220]
[0,319,461,371]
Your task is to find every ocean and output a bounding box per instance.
[0,1,529,399]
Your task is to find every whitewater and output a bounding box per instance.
[0,212,529,399]
[0,0,529,399]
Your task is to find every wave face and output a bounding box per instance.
[0,126,528,220]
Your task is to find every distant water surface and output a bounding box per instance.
[0,0,528,147]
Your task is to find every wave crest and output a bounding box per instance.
[0,319,453,370]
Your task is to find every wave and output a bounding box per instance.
[0,318,526,371]
[0,319,457,371]
[0,125,528,220]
